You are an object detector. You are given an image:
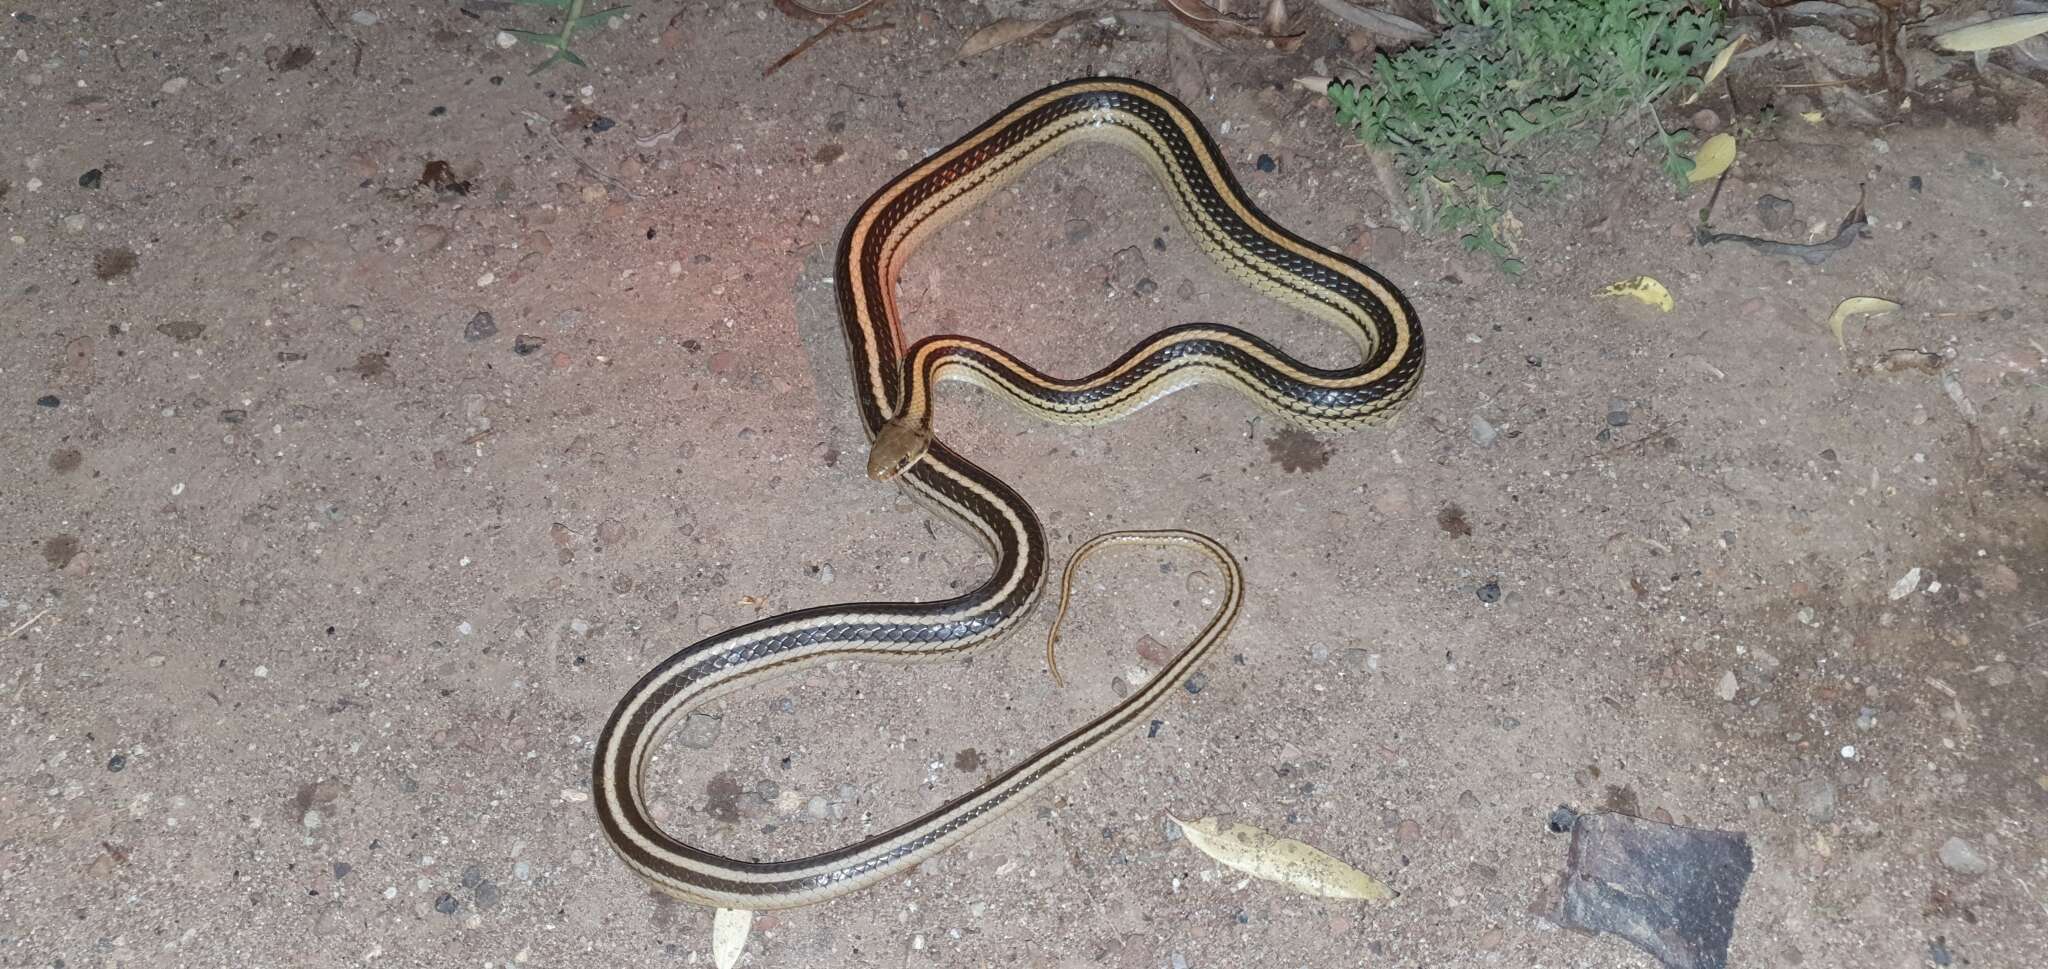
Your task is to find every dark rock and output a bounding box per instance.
[1556,811,1754,969]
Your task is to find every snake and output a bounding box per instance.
[592,76,1423,911]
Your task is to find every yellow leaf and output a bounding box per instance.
[712,908,753,969]
[1934,13,2048,52]
[1799,110,1825,124]
[1688,133,1737,183]
[1172,815,1393,901]
[957,12,1091,58]
[1597,276,1675,312]
[1684,35,1749,104]
[1825,296,1901,352]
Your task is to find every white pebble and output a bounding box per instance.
[170,481,185,496]
[457,621,473,636]
[302,808,323,830]
[253,665,269,678]
[1840,745,1857,760]
[160,77,189,94]
[476,272,495,287]
[1716,671,1738,702]
[1888,568,1921,600]
[496,31,518,49]
[351,11,380,26]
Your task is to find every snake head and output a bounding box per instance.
[867,415,933,482]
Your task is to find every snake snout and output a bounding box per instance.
[867,416,933,482]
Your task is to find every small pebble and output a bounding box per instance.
[1928,937,1952,966]
[1908,175,1924,193]
[1469,415,1498,447]
[1605,399,1631,426]
[334,861,353,879]
[36,394,60,408]
[461,865,484,889]
[1716,670,1739,702]
[78,168,102,189]
[676,712,722,749]
[160,77,189,94]
[1938,836,1990,875]
[1396,819,1423,843]
[475,881,501,909]
[1255,154,1276,173]
[1184,672,1208,694]
[463,311,498,342]
[1476,581,1501,604]
[107,753,126,772]
[351,10,380,26]
[434,893,459,914]
[1797,778,1836,823]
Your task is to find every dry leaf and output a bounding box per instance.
[1294,75,1333,95]
[1688,133,1737,183]
[1684,34,1749,104]
[1311,0,1435,43]
[1826,296,1901,352]
[1160,0,1304,47]
[712,908,753,969]
[1173,815,1393,900]
[958,13,1089,58]
[1263,0,1290,37]
[1597,276,1675,312]
[1934,13,2048,52]
[1799,110,1825,124]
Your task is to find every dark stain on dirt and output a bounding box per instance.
[1265,427,1332,473]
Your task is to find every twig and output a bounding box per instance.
[6,608,52,640]
[764,0,893,77]
[523,112,638,200]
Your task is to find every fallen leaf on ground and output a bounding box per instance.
[712,908,752,969]
[1311,0,1434,43]
[1688,133,1736,183]
[1684,35,1749,103]
[1597,276,1675,312]
[958,13,1090,58]
[1825,296,1900,352]
[1934,13,2048,51]
[1172,815,1393,901]
[1294,75,1333,95]
[1161,0,1304,48]
[1799,110,1824,124]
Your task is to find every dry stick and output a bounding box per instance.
[524,112,638,201]
[764,0,894,77]
[6,608,52,640]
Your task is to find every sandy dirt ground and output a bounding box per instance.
[4,2,2047,968]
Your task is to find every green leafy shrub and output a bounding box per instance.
[1328,0,1725,271]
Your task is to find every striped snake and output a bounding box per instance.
[593,76,1422,911]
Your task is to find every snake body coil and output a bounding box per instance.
[593,76,1421,910]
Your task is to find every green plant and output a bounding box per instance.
[505,0,629,74]
[1329,0,1724,271]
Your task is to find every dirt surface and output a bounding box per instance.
[5,3,2047,968]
